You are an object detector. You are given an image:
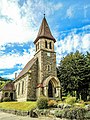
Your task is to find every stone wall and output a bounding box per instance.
[14,75,28,101]
[41,50,57,81]
[27,60,38,100]
[0,107,90,119]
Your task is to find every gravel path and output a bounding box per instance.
[0,112,64,120]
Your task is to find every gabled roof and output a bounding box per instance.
[2,82,15,91]
[15,57,37,80]
[34,16,56,44]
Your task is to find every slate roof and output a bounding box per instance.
[15,57,37,80]
[34,16,56,44]
[2,82,15,91]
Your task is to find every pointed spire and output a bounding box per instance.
[34,16,56,44]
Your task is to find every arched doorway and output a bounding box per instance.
[43,76,61,98]
[48,81,53,97]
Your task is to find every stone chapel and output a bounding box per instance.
[0,16,61,102]
[14,16,61,101]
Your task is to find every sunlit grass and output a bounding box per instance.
[0,101,37,111]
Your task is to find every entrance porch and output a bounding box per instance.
[43,76,61,99]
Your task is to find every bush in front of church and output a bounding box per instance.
[48,100,57,108]
[37,96,48,109]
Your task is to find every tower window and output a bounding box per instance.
[49,42,52,49]
[47,65,51,71]
[45,41,48,48]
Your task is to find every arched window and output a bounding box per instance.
[18,83,20,95]
[22,81,24,94]
[45,41,48,48]
[49,42,52,49]
[47,65,51,71]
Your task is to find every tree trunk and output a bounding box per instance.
[76,90,80,100]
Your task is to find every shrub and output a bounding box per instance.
[54,110,65,118]
[57,103,64,109]
[75,108,86,119]
[63,104,71,109]
[85,104,90,111]
[65,96,76,105]
[84,111,90,119]
[37,96,48,109]
[55,98,62,102]
[54,108,87,119]
[48,100,57,108]
[78,100,84,104]
[34,109,49,116]
[85,101,90,105]
[66,107,86,119]
[3,97,11,102]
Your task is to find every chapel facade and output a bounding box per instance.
[13,16,61,101]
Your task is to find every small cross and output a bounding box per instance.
[44,10,45,17]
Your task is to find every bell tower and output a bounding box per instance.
[34,16,61,98]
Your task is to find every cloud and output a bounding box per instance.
[0,0,39,46]
[83,5,90,18]
[82,34,90,50]
[0,71,4,74]
[0,0,63,47]
[0,46,6,51]
[2,73,15,80]
[55,25,90,63]
[0,47,35,69]
[0,44,35,79]
[66,6,74,18]
[0,0,41,45]
[2,69,21,80]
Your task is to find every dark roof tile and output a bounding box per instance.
[34,17,56,44]
[2,82,15,91]
[15,57,37,80]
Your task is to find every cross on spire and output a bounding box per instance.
[44,13,45,18]
[44,8,45,17]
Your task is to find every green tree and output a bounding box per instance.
[0,77,12,89]
[57,51,90,101]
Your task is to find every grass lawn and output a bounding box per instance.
[0,101,37,111]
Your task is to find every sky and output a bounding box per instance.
[0,0,90,79]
